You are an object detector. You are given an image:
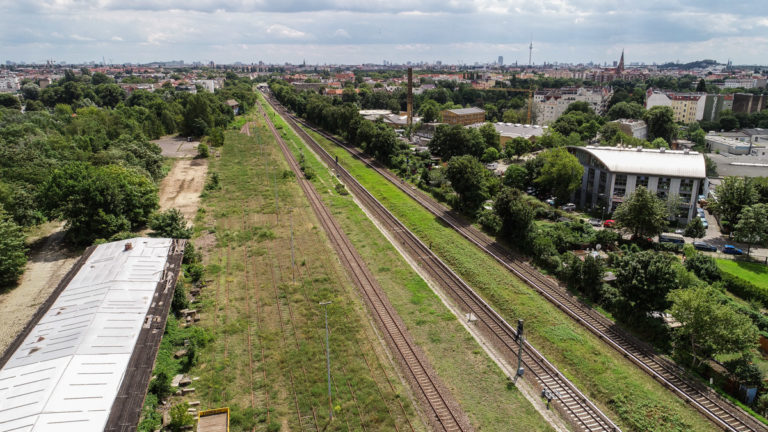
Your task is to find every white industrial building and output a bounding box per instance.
[568,146,707,222]
[0,238,183,432]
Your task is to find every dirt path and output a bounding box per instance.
[0,223,79,354]
[0,157,208,356]
[157,158,208,221]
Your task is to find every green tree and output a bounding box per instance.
[644,106,677,143]
[481,147,499,163]
[502,165,527,189]
[40,163,158,244]
[534,148,584,203]
[418,99,440,123]
[0,94,21,110]
[446,155,489,212]
[478,122,501,150]
[606,101,645,120]
[505,137,532,160]
[149,209,192,239]
[719,114,739,131]
[650,137,669,148]
[616,251,679,315]
[95,83,125,108]
[182,94,213,137]
[733,203,768,256]
[668,285,759,367]
[91,72,113,85]
[21,83,41,101]
[710,176,756,230]
[696,78,707,92]
[614,186,669,239]
[429,124,485,160]
[704,155,718,177]
[0,208,27,286]
[684,216,706,239]
[494,187,534,242]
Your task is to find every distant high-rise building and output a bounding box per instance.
[498,56,503,65]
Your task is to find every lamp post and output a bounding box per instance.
[320,301,333,421]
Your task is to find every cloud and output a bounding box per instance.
[0,0,765,64]
[266,24,309,39]
[332,28,350,38]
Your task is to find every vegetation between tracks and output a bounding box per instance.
[269,109,719,431]
[259,94,555,431]
[152,120,424,431]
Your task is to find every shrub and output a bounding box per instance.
[334,183,348,195]
[205,172,221,191]
[149,209,192,239]
[477,208,502,235]
[303,166,315,180]
[721,272,768,307]
[684,253,721,283]
[169,403,194,432]
[208,127,225,147]
[197,142,210,158]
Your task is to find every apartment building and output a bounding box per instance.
[441,107,486,126]
[533,87,612,125]
[645,89,706,123]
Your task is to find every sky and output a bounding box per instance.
[1,0,767,66]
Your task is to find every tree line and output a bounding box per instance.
[0,71,256,286]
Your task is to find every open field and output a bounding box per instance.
[257,99,556,431]
[177,122,425,431]
[285,120,719,431]
[718,259,768,290]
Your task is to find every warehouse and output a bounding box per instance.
[0,238,184,432]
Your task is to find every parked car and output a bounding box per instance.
[561,203,576,212]
[700,217,709,229]
[603,219,616,228]
[693,241,717,252]
[697,208,705,216]
[545,197,556,206]
[588,218,602,227]
[723,245,744,255]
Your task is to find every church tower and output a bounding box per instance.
[617,49,625,74]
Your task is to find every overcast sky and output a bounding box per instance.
[1,0,767,66]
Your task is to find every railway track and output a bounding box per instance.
[256,104,470,432]
[261,95,620,431]
[265,95,768,432]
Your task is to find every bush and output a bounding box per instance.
[334,183,348,195]
[169,403,194,432]
[721,272,768,307]
[303,166,315,180]
[477,208,502,235]
[684,253,720,283]
[172,281,189,316]
[149,209,192,239]
[208,127,225,147]
[197,142,210,158]
[205,172,221,191]
[0,209,28,286]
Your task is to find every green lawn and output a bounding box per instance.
[718,259,768,290]
[270,101,721,431]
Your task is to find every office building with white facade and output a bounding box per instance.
[568,146,707,223]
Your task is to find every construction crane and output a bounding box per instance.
[475,87,536,124]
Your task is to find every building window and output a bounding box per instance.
[636,175,649,189]
[598,171,607,195]
[587,168,595,193]
[657,177,671,199]
[679,178,694,203]
[614,174,627,197]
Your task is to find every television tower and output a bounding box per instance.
[528,38,533,66]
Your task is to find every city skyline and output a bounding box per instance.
[1,1,767,66]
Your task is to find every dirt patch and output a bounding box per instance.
[157,159,209,222]
[153,135,200,158]
[0,223,79,355]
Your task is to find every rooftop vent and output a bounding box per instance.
[660,147,665,153]
[124,242,133,251]
[636,146,643,151]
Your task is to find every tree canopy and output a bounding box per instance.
[534,147,583,203]
[644,106,677,143]
[445,155,489,212]
[614,186,668,239]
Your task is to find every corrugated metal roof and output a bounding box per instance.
[0,238,173,432]
[570,146,706,178]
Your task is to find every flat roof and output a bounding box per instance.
[570,146,706,178]
[0,238,175,432]
[445,107,485,115]
[468,122,547,138]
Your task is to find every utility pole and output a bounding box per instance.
[514,319,525,384]
[320,301,333,421]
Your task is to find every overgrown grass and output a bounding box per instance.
[182,117,423,431]
[258,96,553,431]
[718,259,768,290]
[270,103,719,431]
